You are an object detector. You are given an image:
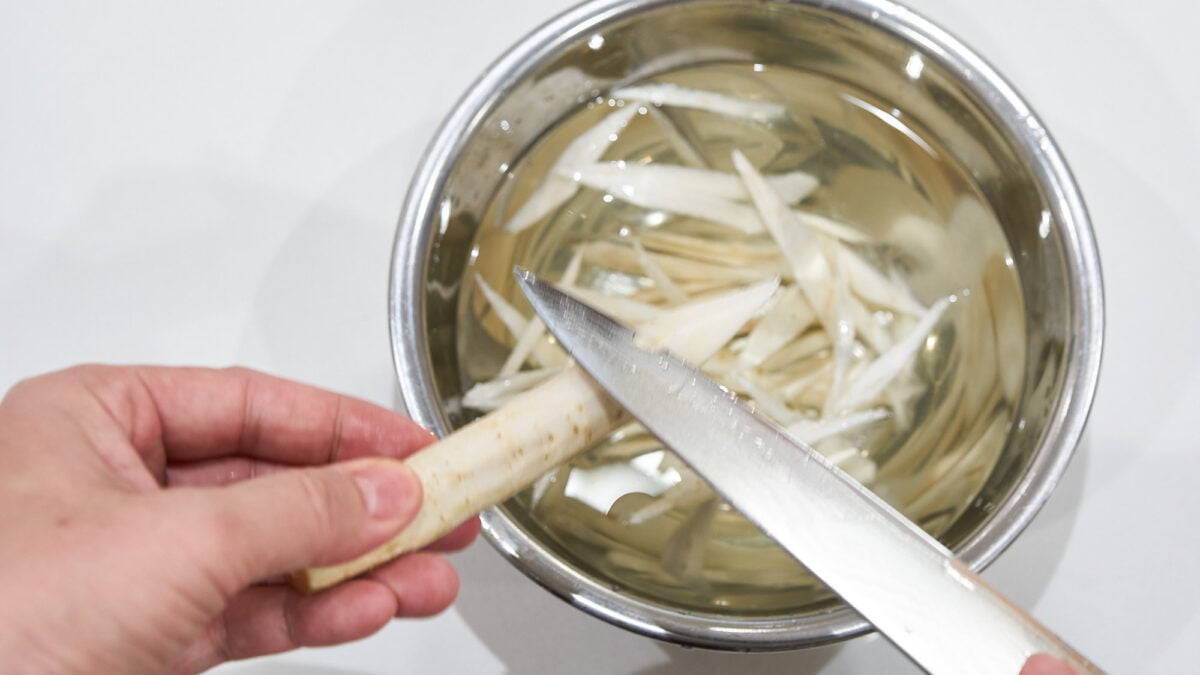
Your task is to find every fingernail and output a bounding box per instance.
[348,461,421,520]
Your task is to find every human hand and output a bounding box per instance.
[0,365,479,674]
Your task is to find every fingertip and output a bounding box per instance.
[175,581,401,672]
[1020,654,1080,675]
[369,552,460,618]
[288,580,399,647]
[340,459,423,523]
[426,516,481,553]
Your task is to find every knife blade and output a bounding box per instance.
[516,268,1096,675]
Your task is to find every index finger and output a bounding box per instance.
[127,366,436,465]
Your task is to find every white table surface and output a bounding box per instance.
[3,1,1196,672]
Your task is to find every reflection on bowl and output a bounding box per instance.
[390,0,1102,651]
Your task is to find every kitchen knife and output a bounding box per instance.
[516,268,1097,675]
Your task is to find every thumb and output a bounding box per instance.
[181,459,422,589]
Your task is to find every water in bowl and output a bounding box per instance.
[454,62,1025,614]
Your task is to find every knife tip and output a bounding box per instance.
[512,265,536,283]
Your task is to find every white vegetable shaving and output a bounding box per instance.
[731,149,837,323]
[566,161,818,205]
[731,371,802,425]
[505,105,640,233]
[634,278,780,360]
[474,273,530,337]
[785,408,890,446]
[579,240,774,285]
[832,296,951,414]
[498,317,552,376]
[637,228,781,268]
[625,472,709,525]
[632,238,689,305]
[614,82,787,120]
[845,295,894,354]
[475,273,566,374]
[565,161,766,233]
[462,366,564,411]
[736,285,815,368]
[660,499,718,582]
[646,106,709,168]
[836,243,927,316]
[793,212,872,244]
[498,249,585,375]
[826,261,858,416]
[558,284,665,324]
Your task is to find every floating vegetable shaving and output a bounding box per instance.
[614,82,788,119]
[505,106,640,233]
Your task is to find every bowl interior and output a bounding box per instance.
[393,0,1095,650]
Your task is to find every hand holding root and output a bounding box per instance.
[0,366,478,674]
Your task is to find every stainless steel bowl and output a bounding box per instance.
[389,0,1103,650]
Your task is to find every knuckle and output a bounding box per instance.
[2,364,109,412]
